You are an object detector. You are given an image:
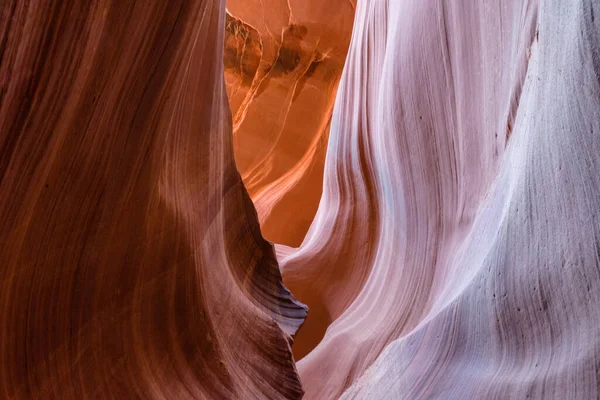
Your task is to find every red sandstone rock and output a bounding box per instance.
[0,1,305,398]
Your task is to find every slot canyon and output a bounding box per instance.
[1,0,600,399]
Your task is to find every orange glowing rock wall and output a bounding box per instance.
[225,0,355,247]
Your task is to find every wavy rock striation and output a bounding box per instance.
[0,1,305,399]
[280,0,600,399]
[2,0,600,398]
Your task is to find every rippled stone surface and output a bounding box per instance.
[0,1,305,398]
[277,1,600,399]
[2,0,600,399]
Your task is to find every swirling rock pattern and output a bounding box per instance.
[279,0,600,399]
[2,0,600,399]
[0,1,305,399]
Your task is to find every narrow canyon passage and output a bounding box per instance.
[225,0,358,363]
[226,1,356,248]
[229,0,600,399]
[0,0,599,399]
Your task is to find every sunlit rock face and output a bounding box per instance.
[225,0,355,247]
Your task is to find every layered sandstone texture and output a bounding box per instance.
[0,1,305,399]
[280,0,600,399]
[1,0,600,399]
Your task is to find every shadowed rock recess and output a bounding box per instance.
[1,0,600,399]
